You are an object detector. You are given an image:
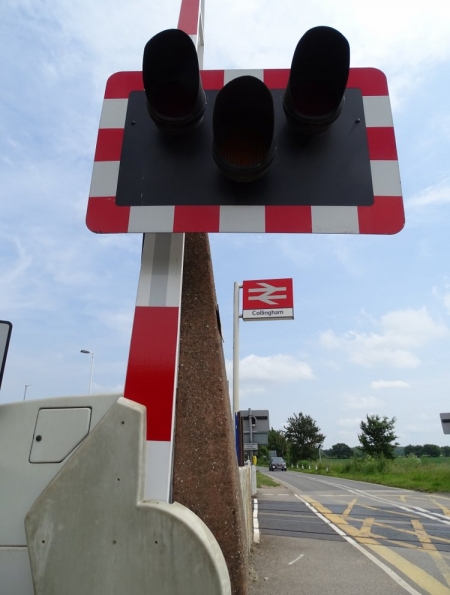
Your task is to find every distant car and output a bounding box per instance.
[269,457,287,471]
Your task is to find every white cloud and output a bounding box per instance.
[371,380,410,390]
[204,0,450,112]
[239,386,267,398]
[342,395,383,410]
[226,353,314,384]
[97,309,135,344]
[379,308,448,345]
[319,307,448,368]
[337,417,361,427]
[408,179,450,208]
[433,282,450,316]
[242,354,314,382]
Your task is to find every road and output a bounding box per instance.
[249,469,450,595]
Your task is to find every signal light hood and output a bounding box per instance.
[142,29,206,134]
[283,26,350,135]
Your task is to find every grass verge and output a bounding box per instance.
[287,457,450,492]
[256,470,280,488]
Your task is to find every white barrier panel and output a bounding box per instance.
[25,397,231,595]
[0,393,120,595]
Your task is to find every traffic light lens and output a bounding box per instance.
[217,127,271,167]
[152,82,198,118]
[292,81,340,117]
[213,76,275,182]
[143,29,205,133]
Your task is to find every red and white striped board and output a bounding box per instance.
[87,67,403,236]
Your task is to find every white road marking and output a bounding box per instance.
[288,553,304,566]
[253,498,260,543]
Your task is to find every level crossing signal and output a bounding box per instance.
[140,26,351,186]
[117,26,371,206]
[87,25,403,235]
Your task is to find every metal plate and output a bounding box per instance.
[116,89,373,208]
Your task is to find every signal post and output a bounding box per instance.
[85,0,403,592]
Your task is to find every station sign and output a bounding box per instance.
[242,278,294,321]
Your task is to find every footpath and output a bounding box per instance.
[248,483,411,595]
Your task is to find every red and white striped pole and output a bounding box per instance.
[123,0,203,502]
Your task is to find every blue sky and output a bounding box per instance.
[1,0,450,449]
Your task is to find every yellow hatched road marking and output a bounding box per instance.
[431,499,450,517]
[302,496,379,545]
[342,497,357,519]
[432,494,450,503]
[341,504,450,546]
[360,503,422,520]
[303,494,450,595]
[384,539,421,550]
[412,519,450,587]
[368,520,450,546]
[368,544,450,595]
[360,517,375,537]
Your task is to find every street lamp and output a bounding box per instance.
[80,350,95,394]
[23,384,32,400]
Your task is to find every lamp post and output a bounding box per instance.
[23,384,32,400]
[80,350,95,394]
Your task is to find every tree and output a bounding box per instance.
[422,444,441,457]
[329,443,353,459]
[284,413,325,462]
[358,414,398,459]
[404,444,423,457]
[442,446,450,457]
[268,428,289,459]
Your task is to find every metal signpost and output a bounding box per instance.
[238,409,270,465]
[233,280,293,458]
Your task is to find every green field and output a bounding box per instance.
[285,457,450,492]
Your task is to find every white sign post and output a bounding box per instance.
[232,279,294,458]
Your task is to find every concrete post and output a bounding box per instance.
[173,233,248,595]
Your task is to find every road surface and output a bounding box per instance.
[249,469,450,595]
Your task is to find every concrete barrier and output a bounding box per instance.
[173,233,249,594]
[0,393,120,595]
[239,465,257,553]
[25,397,231,595]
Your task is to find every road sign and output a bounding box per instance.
[244,443,258,451]
[240,409,270,444]
[440,413,450,435]
[242,278,293,321]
